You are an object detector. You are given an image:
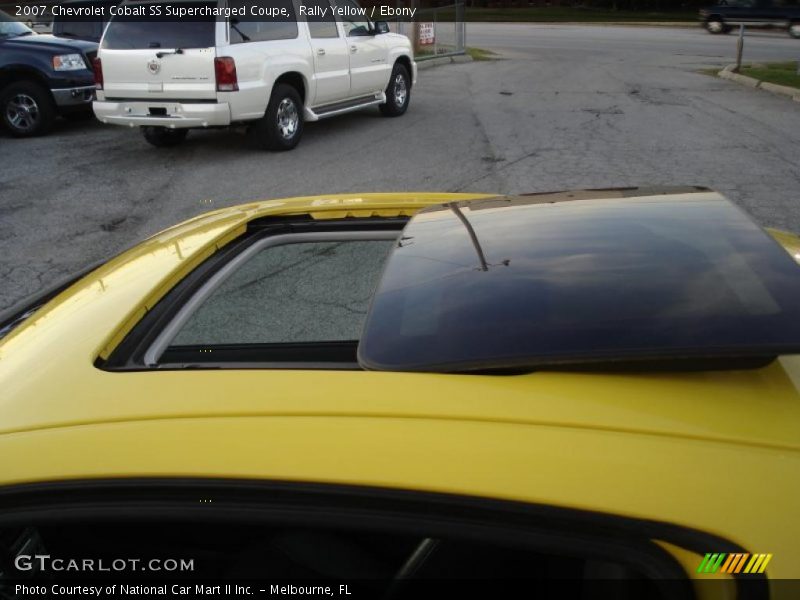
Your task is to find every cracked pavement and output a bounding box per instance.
[2,24,800,310]
[174,240,392,345]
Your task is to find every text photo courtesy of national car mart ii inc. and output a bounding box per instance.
[14,583,357,597]
[11,1,420,21]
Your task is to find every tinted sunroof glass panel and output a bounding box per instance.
[358,192,800,372]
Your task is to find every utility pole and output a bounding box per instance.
[411,0,421,55]
[735,24,745,72]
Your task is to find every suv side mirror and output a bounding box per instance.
[374,21,390,34]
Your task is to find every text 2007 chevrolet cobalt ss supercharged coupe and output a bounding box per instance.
[1,188,799,597]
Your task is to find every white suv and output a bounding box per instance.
[92,0,416,150]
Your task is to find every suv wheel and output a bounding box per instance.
[0,81,56,137]
[380,63,411,117]
[250,83,304,151]
[705,18,729,34]
[142,127,188,148]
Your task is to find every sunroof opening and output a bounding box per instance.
[148,233,396,368]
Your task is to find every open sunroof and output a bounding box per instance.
[357,189,800,372]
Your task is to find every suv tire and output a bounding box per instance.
[250,83,304,151]
[380,63,411,117]
[142,127,189,148]
[0,81,56,137]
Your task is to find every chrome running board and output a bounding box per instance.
[304,92,386,122]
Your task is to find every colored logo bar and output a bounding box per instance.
[696,553,772,574]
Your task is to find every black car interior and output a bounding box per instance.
[2,522,666,599]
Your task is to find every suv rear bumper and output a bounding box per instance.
[93,100,231,128]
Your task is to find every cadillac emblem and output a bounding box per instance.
[147,59,161,75]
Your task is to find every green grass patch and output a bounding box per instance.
[467,47,500,61]
[416,48,498,61]
[415,48,456,58]
[741,61,800,90]
[426,7,696,23]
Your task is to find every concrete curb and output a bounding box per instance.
[718,64,800,102]
[417,54,473,70]
[761,81,800,100]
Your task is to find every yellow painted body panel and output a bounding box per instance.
[1,192,799,586]
[766,228,800,265]
[657,542,737,600]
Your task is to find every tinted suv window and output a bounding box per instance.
[52,20,104,41]
[334,0,371,36]
[164,238,392,352]
[229,0,298,43]
[101,3,215,49]
[306,0,339,38]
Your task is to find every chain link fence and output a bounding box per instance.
[393,1,466,60]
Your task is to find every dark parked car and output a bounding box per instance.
[700,0,800,37]
[0,11,97,137]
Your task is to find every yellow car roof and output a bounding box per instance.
[1,191,799,580]
[1,190,799,444]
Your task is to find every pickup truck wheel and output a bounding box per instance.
[250,83,304,151]
[0,81,56,137]
[380,63,411,117]
[705,19,729,34]
[789,22,800,38]
[142,127,188,148]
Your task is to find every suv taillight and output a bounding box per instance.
[92,57,103,90]
[214,57,238,92]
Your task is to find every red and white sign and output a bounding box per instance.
[419,22,435,46]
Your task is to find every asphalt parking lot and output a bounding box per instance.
[2,24,800,311]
